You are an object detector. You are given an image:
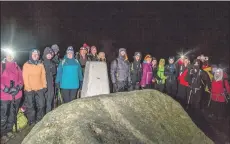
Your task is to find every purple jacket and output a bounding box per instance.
[1,59,23,101]
[140,62,153,86]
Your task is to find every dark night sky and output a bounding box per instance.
[1,2,229,65]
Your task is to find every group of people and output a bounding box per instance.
[0,43,105,139]
[0,43,229,141]
[111,48,230,121]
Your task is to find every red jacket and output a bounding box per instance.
[178,69,189,86]
[0,60,23,101]
[211,73,230,103]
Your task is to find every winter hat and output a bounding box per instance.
[43,47,54,60]
[29,48,40,61]
[168,56,175,61]
[152,57,156,61]
[51,44,59,53]
[66,46,74,54]
[119,48,126,53]
[80,47,87,51]
[83,43,89,48]
[134,52,141,58]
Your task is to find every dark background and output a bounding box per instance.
[1,2,229,66]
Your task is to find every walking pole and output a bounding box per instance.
[186,89,193,110]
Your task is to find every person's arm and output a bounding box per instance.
[17,64,23,88]
[110,60,117,84]
[140,64,147,87]
[22,63,31,91]
[223,73,230,94]
[41,64,47,89]
[164,65,170,76]
[78,63,83,82]
[201,70,211,90]
[55,62,63,84]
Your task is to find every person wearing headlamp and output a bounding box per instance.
[1,48,23,136]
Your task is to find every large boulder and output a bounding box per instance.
[22,90,213,144]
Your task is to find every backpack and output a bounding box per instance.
[13,109,28,132]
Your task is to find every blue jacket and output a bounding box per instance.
[55,56,83,89]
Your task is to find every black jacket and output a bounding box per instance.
[130,60,142,84]
[165,64,177,82]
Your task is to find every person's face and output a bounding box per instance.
[32,52,39,61]
[146,58,152,63]
[184,59,189,65]
[91,48,97,55]
[80,49,87,55]
[152,60,157,66]
[67,52,73,59]
[169,59,174,64]
[100,54,105,60]
[6,54,14,62]
[135,55,140,61]
[120,51,126,56]
[46,53,53,60]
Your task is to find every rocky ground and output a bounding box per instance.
[2,90,230,144]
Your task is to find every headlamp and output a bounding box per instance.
[1,46,15,57]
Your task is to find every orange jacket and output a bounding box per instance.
[22,62,47,91]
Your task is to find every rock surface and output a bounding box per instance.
[22,90,213,144]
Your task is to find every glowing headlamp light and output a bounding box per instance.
[1,47,15,57]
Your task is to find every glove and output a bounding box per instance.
[16,85,23,90]
[42,88,47,93]
[9,87,19,96]
[55,83,60,89]
[3,86,10,93]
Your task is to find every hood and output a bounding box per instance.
[66,46,74,54]
[51,44,59,53]
[159,59,165,67]
[214,68,223,81]
[43,47,54,60]
[118,48,126,56]
[29,48,40,61]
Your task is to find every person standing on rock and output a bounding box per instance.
[42,47,56,113]
[23,49,47,125]
[110,48,132,92]
[89,46,99,61]
[155,59,167,92]
[130,52,142,90]
[56,46,83,103]
[176,56,190,106]
[165,56,177,97]
[140,55,153,89]
[0,48,23,138]
[75,46,91,75]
